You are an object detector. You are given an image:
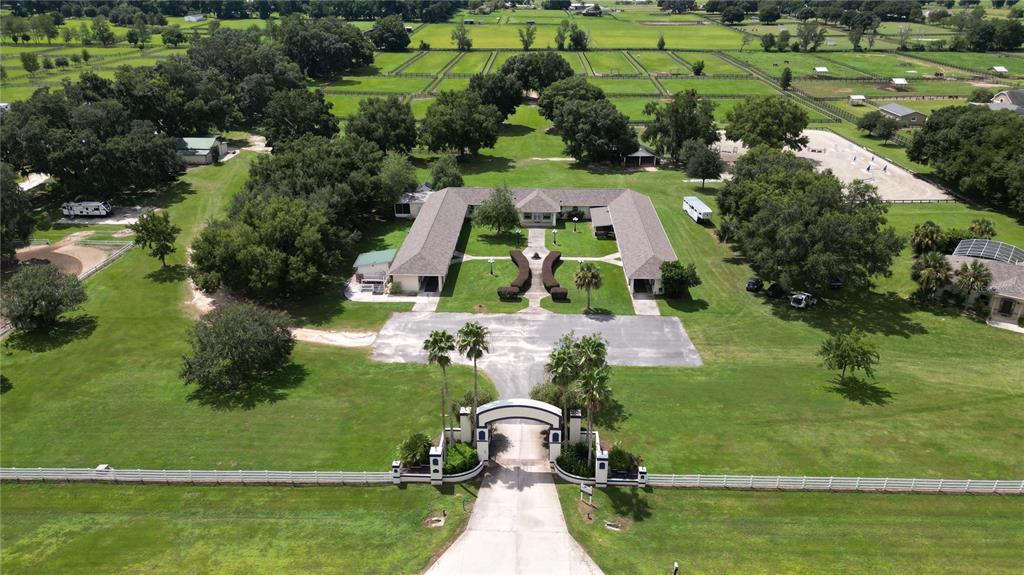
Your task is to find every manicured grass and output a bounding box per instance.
[610,96,660,120]
[629,50,687,75]
[908,51,1024,77]
[1,483,475,575]
[436,259,529,313]
[0,154,494,471]
[727,50,868,78]
[660,77,779,95]
[675,51,750,75]
[433,77,471,92]
[410,96,434,119]
[588,77,660,95]
[455,222,527,256]
[559,486,1024,575]
[540,260,633,316]
[820,51,964,79]
[325,93,367,118]
[586,51,638,76]
[448,106,1024,479]
[30,224,128,243]
[447,50,493,74]
[401,51,458,75]
[412,23,560,49]
[872,98,968,115]
[363,51,418,74]
[545,221,619,257]
[319,75,432,93]
[794,78,997,98]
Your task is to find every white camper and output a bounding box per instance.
[61,201,113,217]
[682,196,712,224]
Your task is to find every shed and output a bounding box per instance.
[184,13,205,22]
[890,77,909,88]
[814,66,829,74]
[878,102,927,127]
[175,136,228,165]
[354,249,397,283]
[623,146,660,167]
[991,65,1008,75]
[849,94,867,106]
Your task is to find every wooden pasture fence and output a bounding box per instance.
[0,467,394,486]
[645,474,1024,495]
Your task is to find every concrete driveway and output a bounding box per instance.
[424,422,604,575]
[372,312,702,398]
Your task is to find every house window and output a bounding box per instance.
[394,203,411,215]
[998,298,1015,316]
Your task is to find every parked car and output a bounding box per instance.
[745,277,764,292]
[789,291,818,309]
[765,283,785,298]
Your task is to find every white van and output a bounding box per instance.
[61,201,113,217]
[682,196,712,224]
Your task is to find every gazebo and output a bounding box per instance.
[623,146,661,167]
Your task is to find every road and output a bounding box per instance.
[425,422,604,575]
[372,312,703,398]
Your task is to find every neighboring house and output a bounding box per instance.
[387,187,677,295]
[878,103,927,127]
[394,184,433,219]
[991,88,1024,106]
[975,102,1024,116]
[175,136,228,165]
[947,239,1024,327]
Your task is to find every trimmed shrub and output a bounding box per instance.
[556,441,593,478]
[497,286,520,300]
[397,432,432,467]
[608,445,643,476]
[443,441,480,474]
[550,287,568,300]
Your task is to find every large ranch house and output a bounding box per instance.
[387,187,677,295]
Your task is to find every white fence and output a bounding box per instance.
[0,467,393,486]
[646,474,1024,495]
[78,242,133,281]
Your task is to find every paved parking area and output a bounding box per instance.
[372,312,702,398]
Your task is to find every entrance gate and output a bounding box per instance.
[475,399,564,463]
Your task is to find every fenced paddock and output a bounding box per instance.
[646,474,1024,495]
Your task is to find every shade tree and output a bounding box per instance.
[641,90,718,163]
[499,51,574,92]
[345,96,417,153]
[473,185,520,235]
[537,76,606,120]
[0,264,87,332]
[430,154,464,189]
[553,98,638,164]
[725,95,809,150]
[419,90,502,156]
[128,210,180,267]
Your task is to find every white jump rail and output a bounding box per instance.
[0,467,393,486]
[645,474,1024,495]
[78,242,134,281]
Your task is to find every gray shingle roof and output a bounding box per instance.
[389,187,677,280]
[995,89,1024,106]
[591,207,612,228]
[878,103,920,117]
[947,256,1024,301]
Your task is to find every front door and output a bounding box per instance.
[997,297,1015,316]
[633,278,652,294]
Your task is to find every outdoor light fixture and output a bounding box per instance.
[552,229,558,245]
[572,216,579,232]
[488,257,495,275]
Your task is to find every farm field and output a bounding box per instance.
[400,51,457,75]
[589,77,660,94]
[324,94,365,118]
[674,51,749,75]
[794,78,993,98]
[320,75,433,94]
[447,50,494,74]
[412,23,560,49]
[433,77,471,92]
[585,50,639,75]
[1,483,473,575]
[728,50,868,78]
[660,77,780,95]
[362,50,418,74]
[820,51,965,79]
[560,487,1024,575]
[908,50,1024,76]
[629,50,687,74]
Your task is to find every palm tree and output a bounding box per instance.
[457,321,489,433]
[968,218,996,239]
[911,251,952,299]
[546,332,578,420]
[574,262,603,313]
[423,330,456,444]
[574,365,611,467]
[910,221,943,256]
[575,333,607,373]
[954,260,992,305]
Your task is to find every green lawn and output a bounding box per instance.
[433,77,472,92]
[820,51,965,78]
[445,106,1024,479]
[675,51,750,75]
[611,96,660,120]
[795,79,998,98]
[629,50,687,75]
[545,221,619,257]
[559,486,1024,575]
[324,93,366,118]
[540,260,633,316]
[908,51,1024,77]
[362,51,418,74]
[455,222,527,256]
[401,51,458,75]
[660,77,779,96]
[586,51,639,76]
[588,77,660,95]
[447,50,493,74]
[436,259,529,313]
[0,154,493,471]
[319,75,432,94]
[1,483,475,575]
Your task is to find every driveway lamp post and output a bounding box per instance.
[553,229,558,245]
[488,257,495,276]
[572,216,579,233]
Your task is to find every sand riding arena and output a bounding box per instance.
[14,232,133,279]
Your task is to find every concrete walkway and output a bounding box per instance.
[425,422,604,575]
[373,312,702,398]
[523,229,551,310]
[630,292,661,316]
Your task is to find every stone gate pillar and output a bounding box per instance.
[548,428,562,462]
[475,427,490,462]
[569,409,582,443]
[595,447,609,487]
[459,407,472,443]
[429,444,444,486]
